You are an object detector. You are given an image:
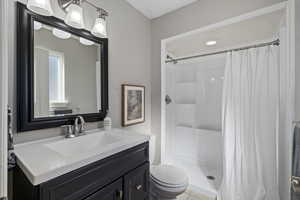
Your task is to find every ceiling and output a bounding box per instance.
[166,10,284,58]
[125,0,198,19]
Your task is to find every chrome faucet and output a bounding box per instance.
[62,116,86,138]
[74,115,86,136]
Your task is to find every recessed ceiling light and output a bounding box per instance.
[206,41,217,46]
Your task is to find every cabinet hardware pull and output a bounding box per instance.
[136,185,142,190]
[117,190,123,199]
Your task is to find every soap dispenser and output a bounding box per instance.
[103,112,112,131]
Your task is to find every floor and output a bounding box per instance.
[178,189,215,200]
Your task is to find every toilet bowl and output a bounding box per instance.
[149,136,189,200]
[150,165,189,200]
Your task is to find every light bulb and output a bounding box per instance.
[91,17,107,38]
[27,0,53,16]
[64,4,85,29]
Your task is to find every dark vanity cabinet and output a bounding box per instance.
[13,143,150,200]
[124,164,149,200]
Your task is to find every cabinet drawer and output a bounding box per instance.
[85,179,123,200]
[124,163,149,200]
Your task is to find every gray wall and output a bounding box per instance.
[150,0,285,165]
[8,0,151,143]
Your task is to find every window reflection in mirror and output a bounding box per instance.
[33,21,102,118]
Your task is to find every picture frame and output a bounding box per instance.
[122,84,145,126]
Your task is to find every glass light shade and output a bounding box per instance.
[64,4,85,29]
[27,0,53,16]
[34,21,42,30]
[52,28,71,39]
[91,17,107,38]
[79,37,95,46]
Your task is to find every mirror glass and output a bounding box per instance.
[33,20,102,118]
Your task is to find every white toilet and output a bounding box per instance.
[149,136,189,200]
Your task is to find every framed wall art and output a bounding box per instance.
[122,84,145,126]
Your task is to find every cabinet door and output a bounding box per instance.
[85,179,123,200]
[124,163,149,200]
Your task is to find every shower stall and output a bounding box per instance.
[161,2,292,199]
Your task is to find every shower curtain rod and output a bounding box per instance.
[166,39,280,64]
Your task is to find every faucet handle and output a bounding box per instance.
[62,125,75,138]
[74,116,86,135]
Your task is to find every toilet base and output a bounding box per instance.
[150,193,177,200]
[150,180,187,200]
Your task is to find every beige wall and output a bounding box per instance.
[8,0,151,143]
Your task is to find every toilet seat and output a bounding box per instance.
[150,165,188,188]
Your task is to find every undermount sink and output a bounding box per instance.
[45,132,124,157]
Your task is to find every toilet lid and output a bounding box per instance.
[151,165,188,187]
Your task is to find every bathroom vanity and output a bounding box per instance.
[13,129,150,200]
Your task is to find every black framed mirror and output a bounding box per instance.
[17,2,108,132]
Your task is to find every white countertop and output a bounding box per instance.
[14,129,150,185]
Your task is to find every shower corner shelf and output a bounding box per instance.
[175,125,222,134]
[176,125,194,129]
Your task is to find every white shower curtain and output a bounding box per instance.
[218,46,280,200]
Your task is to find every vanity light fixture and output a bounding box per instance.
[27,0,53,16]
[91,8,108,38]
[79,37,95,46]
[27,0,109,37]
[206,40,217,46]
[52,28,72,39]
[64,0,85,29]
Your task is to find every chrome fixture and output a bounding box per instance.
[166,39,280,63]
[165,95,172,105]
[62,125,75,138]
[166,55,178,64]
[26,0,109,38]
[74,115,86,136]
[61,116,86,138]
